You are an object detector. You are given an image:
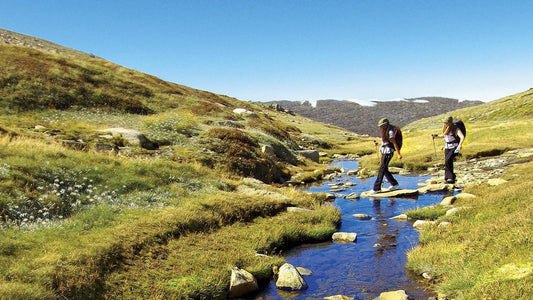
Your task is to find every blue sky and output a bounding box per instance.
[2,1,533,103]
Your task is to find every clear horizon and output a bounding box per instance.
[2,0,532,103]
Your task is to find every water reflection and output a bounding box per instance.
[258,160,446,299]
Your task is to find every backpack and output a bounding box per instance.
[392,126,403,150]
[453,119,466,139]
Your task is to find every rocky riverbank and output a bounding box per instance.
[427,148,533,187]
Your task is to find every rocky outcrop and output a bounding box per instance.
[296,150,320,163]
[430,148,533,187]
[100,128,158,150]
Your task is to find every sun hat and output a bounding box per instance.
[378,118,389,127]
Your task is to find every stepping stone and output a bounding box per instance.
[360,189,419,198]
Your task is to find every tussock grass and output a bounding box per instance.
[405,206,449,220]
[105,205,340,299]
[0,133,339,298]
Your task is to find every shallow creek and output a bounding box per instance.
[258,160,453,299]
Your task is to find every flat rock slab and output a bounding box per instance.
[360,189,419,199]
[417,183,454,194]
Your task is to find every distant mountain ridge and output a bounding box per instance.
[263,97,483,136]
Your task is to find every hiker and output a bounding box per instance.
[432,116,465,184]
[370,118,402,194]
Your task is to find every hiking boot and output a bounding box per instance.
[445,179,455,184]
[368,190,380,194]
[388,185,399,191]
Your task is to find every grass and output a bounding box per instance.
[399,89,533,299]
[0,134,340,298]
[406,161,533,299]
[105,204,339,299]
[0,96,345,298]
[1,37,532,299]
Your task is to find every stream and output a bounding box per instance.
[258,159,452,299]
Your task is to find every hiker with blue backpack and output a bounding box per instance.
[432,116,466,184]
[369,118,403,194]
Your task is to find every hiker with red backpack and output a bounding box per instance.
[432,116,466,184]
[369,118,402,194]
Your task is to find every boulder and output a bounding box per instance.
[332,232,357,242]
[413,220,437,230]
[487,178,508,186]
[325,193,336,201]
[296,150,320,163]
[101,128,158,150]
[94,143,118,153]
[390,214,408,220]
[445,206,471,216]
[438,221,452,228]
[455,192,476,201]
[373,290,409,300]
[296,266,313,276]
[233,108,256,117]
[228,267,258,297]
[353,213,372,220]
[275,263,308,291]
[440,196,456,206]
[345,192,360,200]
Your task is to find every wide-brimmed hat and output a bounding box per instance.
[378,118,389,127]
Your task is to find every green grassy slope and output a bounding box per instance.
[395,89,533,299]
[0,35,359,298]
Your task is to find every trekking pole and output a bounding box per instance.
[431,135,439,177]
[373,140,379,159]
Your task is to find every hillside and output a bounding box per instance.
[0,30,364,298]
[392,89,533,299]
[0,28,372,184]
[265,97,483,136]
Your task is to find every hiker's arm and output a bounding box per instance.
[391,137,402,160]
[457,129,465,151]
[432,134,444,139]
